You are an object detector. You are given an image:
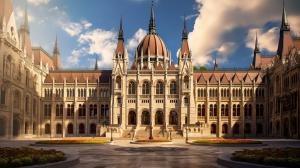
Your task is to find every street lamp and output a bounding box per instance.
[110,127,113,142]
[185,126,189,144]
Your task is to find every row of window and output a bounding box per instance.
[197,104,264,117]
[197,88,262,98]
[44,88,110,98]
[44,123,97,135]
[209,123,263,135]
[128,111,178,125]
[127,81,178,95]
[44,104,109,117]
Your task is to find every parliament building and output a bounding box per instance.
[0,0,299,139]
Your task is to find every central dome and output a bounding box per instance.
[136,33,169,58]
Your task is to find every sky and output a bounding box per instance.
[12,0,300,70]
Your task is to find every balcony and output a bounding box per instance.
[209,116,217,120]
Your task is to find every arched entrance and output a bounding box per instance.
[79,123,85,134]
[233,123,240,136]
[141,111,150,125]
[0,117,6,137]
[244,123,251,135]
[13,118,20,137]
[155,111,164,125]
[211,124,217,134]
[128,111,136,125]
[283,118,289,137]
[67,123,73,134]
[45,124,51,134]
[222,124,228,134]
[169,111,178,125]
[90,123,96,134]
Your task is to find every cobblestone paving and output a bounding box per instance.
[1,139,300,168]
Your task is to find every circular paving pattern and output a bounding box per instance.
[114,147,189,153]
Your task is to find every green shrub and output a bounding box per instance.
[37,155,49,164]
[10,158,23,167]
[19,157,33,166]
[0,158,9,168]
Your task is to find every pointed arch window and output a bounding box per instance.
[116,76,122,89]
[142,81,150,95]
[170,81,177,94]
[156,81,164,95]
[128,81,136,95]
[184,76,189,89]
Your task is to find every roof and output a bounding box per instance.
[44,70,111,84]
[136,33,169,58]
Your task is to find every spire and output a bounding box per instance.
[281,0,290,31]
[213,58,218,70]
[95,57,99,70]
[254,32,260,53]
[21,4,30,33]
[182,15,188,39]
[118,17,124,40]
[53,35,60,55]
[149,1,156,34]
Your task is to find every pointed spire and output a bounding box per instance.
[213,58,218,70]
[254,32,260,53]
[95,57,99,70]
[53,35,60,55]
[281,0,290,31]
[21,4,30,33]
[118,17,124,40]
[182,15,188,39]
[149,0,156,34]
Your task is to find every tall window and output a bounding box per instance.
[170,81,177,94]
[128,81,136,95]
[116,76,121,89]
[184,76,189,89]
[44,104,51,117]
[79,104,86,117]
[169,111,178,125]
[198,104,205,116]
[142,81,150,95]
[67,104,74,117]
[156,81,164,95]
[0,88,6,105]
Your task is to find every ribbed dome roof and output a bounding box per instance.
[136,33,169,58]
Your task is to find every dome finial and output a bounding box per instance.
[149,0,156,34]
[53,35,60,55]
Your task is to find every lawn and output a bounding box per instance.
[231,148,300,167]
[36,139,110,145]
[0,147,65,168]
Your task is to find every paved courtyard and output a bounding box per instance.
[1,139,300,168]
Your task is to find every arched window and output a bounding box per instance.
[141,111,150,125]
[222,124,228,134]
[56,123,62,134]
[90,123,96,134]
[116,76,121,89]
[142,81,150,95]
[155,111,164,125]
[25,122,29,134]
[45,124,51,134]
[209,104,213,116]
[128,81,136,95]
[201,104,206,116]
[184,76,189,89]
[211,124,216,134]
[156,81,164,95]
[237,104,240,116]
[197,104,201,116]
[221,104,225,116]
[128,111,137,125]
[67,123,73,134]
[225,104,229,116]
[79,123,85,134]
[233,104,237,116]
[184,96,189,105]
[170,81,177,94]
[169,111,178,125]
[256,123,263,134]
[213,104,217,116]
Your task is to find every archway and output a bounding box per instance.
[169,111,178,125]
[45,124,51,134]
[233,123,240,136]
[141,111,150,125]
[256,123,263,135]
[222,124,228,134]
[244,123,251,134]
[56,123,62,134]
[211,124,217,134]
[155,111,164,125]
[0,117,6,137]
[283,118,289,137]
[79,123,85,134]
[90,123,96,134]
[67,123,73,134]
[128,111,136,125]
[13,119,20,137]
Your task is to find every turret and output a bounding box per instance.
[52,36,61,69]
[252,32,261,69]
[19,6,33,60]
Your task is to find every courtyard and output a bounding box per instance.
[1,139,300,168]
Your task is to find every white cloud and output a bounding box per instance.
[59,20,92,37]
[126,28,147,52]
[15,6,35,23]
[189,0,300,66]
[216,42,237,63]
[289,16,300,36]
[246,27,279,53]
[27,0,50,6]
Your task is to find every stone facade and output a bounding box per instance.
[0,0,299,139]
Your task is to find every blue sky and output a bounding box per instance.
[13,0,300,69]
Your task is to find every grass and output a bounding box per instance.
[0,147,65,168]
[231,148,300,167]
[36,139,110,145]
[192,139,262,144]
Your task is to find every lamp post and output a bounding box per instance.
[185,126,188,144]
[149,125,153,140]
[110,127,113,142]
